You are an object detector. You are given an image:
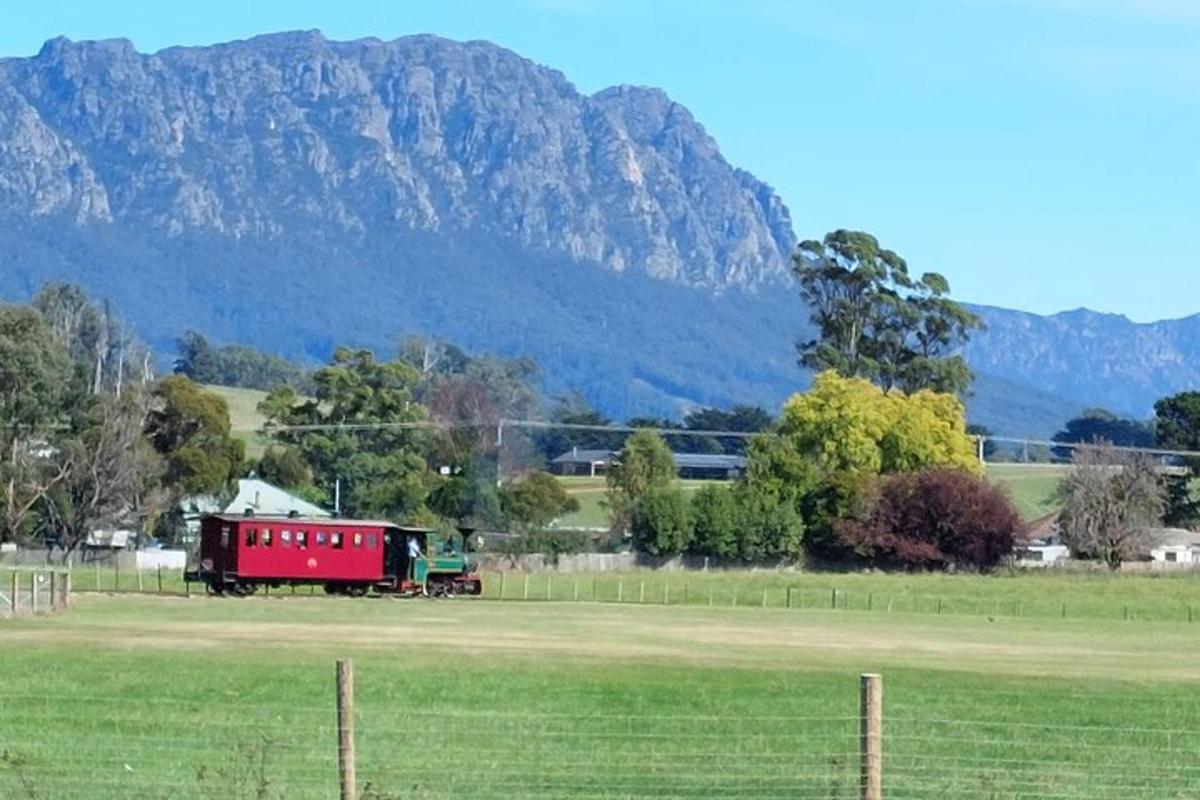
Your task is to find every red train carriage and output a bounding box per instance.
[188,513,481,597]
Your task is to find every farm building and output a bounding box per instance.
[1013,514,1070,566]
[674,453,746,480]
[551,448,618,477]
[551,449,746,480]
[1014,536,1070,566]
[1148,530,1200,567]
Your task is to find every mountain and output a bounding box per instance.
[966,306,1200,419]
[0,31,1179,436]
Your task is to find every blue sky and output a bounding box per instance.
[2,0,1196,321]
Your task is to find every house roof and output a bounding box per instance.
[673,453,746,470]
[551,450,746,469]
[1148,529,1200,549]
[224,478,331,518]
[552,449,618,464]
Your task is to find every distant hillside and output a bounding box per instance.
[966,306,1200,418]
[0,31,1180,435]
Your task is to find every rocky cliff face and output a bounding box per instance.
[0,31,795,287]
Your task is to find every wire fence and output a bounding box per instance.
[3,669,1200,799]
[18,565,1200,625]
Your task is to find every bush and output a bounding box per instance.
[689,485,738,558]
[734,486,805,561]
[499,471,579,530]
[607,429,676,532]
[498,527,591,558]
[630,489,691,556]
[837,469,1023,571]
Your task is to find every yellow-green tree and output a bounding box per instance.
[776,371,980,477]
[757,371,981,559]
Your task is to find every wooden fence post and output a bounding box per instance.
[94,561,100,591]
[860,673,883,800]
[617,579,624,603]
[499,571,506,600]
[831,588,837,609]
[523,573,529,601]
[62,571,71,608]
[786,587,792,609]
[114,559,120,592]
[157,565,164,594]
[573,577,579,602]
[638,580,645,604]
[336,659,357,800]
[10,571,19,617]
[547,575,553,601]
[49,572,58,612]
[137,566,144,593]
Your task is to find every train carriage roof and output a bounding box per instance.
[203,514,473,535]
[205,514,400,528]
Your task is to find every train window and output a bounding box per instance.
[244,529,256,547]
[220,526,230,548]
[331,532,343,549]
[281,530,292,547]
[262,529,273,547]
[366,533,378,549]
[297,531,308,548]
[352,532,363,548]
[316,531,328,547]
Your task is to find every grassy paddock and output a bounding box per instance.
[206,384,271,459]
[8,565,1200,624]
[2,596,1200,798]
[482,568,1200,623]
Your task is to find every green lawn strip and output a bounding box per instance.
[9,566,1200,624]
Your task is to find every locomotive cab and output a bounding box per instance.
[385,525,482,597]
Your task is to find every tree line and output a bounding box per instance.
[7,227,1196,572]
[0,285,244,552]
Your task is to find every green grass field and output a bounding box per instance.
[206,384,271,459]
[33,563,1200,624]
[553,477,720,529]
[985,463,1068,520]
[4,573,1200,798]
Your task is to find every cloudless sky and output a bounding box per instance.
[2,0,1196,321]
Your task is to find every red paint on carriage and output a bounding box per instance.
[199,514,390,584]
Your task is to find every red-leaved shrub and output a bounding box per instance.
[837,470,1025,571]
